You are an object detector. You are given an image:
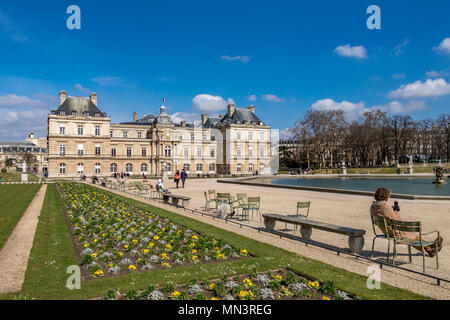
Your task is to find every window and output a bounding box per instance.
[77,163,84,174]
[237,163,242,172]
[137,131,142,139]
[249,132,253,140]
[260,164,264,173]
[110,130,113,138]
[260,147,264,158]
[249,163,253,172]
[123,131,128,138]
[237,148,241,157]
[141,147,147,156]
[111,147,116,156]
[210,148,215,157]
[196,163,202,172]
[165,146,171,157]
[77,144,83,156]
[166,163,172,173]
[95,145,101,155]
[95,163,101,174]
[59,163,66,174]
[249,147,253,158]
[59,144,66,155]
[191,133,194,141]
[126,163,133,173]
[141,163,148,173]
[259,132,264,141]
[196,147,201,157]
[71,111,77,116]
[183,163,190,172]
[59,111,65,115]
[184,148,189,157]
[95,126,100,136]
[236,132,241,140]
[110,163,117,173]
[59,125,66,135]
[127,146,132,157]
[95,112,100,117]
[203,133,207,140]
[77,125,83,135]
[209,163,215,172]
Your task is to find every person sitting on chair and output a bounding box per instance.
[156,179,168,193]
[370,187,443,257]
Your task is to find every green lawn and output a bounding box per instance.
[0,184,41,249]
[0,184,430,300]
[0,172,41,182]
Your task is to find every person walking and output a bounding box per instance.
[181,169,188,188]
[174,170,181,189]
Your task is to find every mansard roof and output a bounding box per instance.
[219,108,265,126]
[121,114,156,125]
[51,96,107,117]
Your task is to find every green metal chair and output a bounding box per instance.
[243,196,261,222]
[208,189,217,201]
[370,215,393,262]
[288,201,311,232]
[391,220,440,273]
[204,191,216,210]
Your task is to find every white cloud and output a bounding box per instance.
[247,94,257,101]
[261,94,284,103]
[192,94,231,112]
[426,70,448,78]
[434,37,450,55]
[170,112,200,124]
[334,44,367,59]
[388,78,450,99]
[393,39,409,56]
[392,73,406,79]
[279,128,292,139]
[74,83,91,94]
[0,109,48,140]
[220,55,251,63]
[372,100,427,114]
[0,94,47,109]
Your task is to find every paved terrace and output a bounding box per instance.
[94,178,450,299]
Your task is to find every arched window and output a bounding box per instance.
[77,163,84,174]
[141,163,148,173]
[126,163,133,173]
[59,163,66,174]
[95,163,101,174]
[164,145,171,157]
[209,163,215,172]
[259,164,264,173]
[183,163,190,172]
[248,163,253,173]
[196,163,202,172]
[237,163,242,172]
[110,163,117,173]
[166,163,172,173]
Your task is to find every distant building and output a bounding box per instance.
[46,91,272,178]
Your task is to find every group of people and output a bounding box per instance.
[173,169,188,189]
[111,172,131,179]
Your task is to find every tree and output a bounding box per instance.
[21,152,37,172]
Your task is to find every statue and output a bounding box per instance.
[433,165,446,184]
[340,161,347,175]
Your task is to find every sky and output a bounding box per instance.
[0,0,449,141]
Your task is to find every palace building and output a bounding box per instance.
[47,91,272,178]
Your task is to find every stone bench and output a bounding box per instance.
[162,193,191,209]
[262,213,366,254]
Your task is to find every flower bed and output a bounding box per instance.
[104,269,356,300]
[57,182,249,279]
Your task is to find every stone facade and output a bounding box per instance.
[47,91,271,178]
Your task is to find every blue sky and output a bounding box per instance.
[0,0,449,140]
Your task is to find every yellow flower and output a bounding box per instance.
[217,253,225,259]
[191,249,197,254]
[275,275,282,281]
[148,242,155,248]
[238,290,249,299]
[91,253,97,258]
[153,235,160,240]
[308,280,320,289]
[165,244,172,250]
[322,296,331,300]
[161,262,170,268]
[93,238,98,243]
[128,264,137,271]
[118,252,123,256]
[83,243,89,248]
[171,291,180,298]
[94,269,103,276]
[243,278,253,287]
[132,239,138,244]
[161,253,168,260]
[143,249,149,254]
[124,244,129,249]
[192,235,199,240]
[240,249,248,256]
[209,283,216,291]
[210,297,219,300]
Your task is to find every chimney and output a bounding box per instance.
[90,92,97,106]
[227,104,235,117]
[59,90,67,106]
[201,113,208,125]
[133,112,137,122]
[248,105,255,113]
[181,120,186,127]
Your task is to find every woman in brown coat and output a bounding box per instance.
[370,188,442,257]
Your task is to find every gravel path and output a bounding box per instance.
[94,180,450,299]
[0,184,47,295]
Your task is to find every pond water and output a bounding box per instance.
[253,176,450,196]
